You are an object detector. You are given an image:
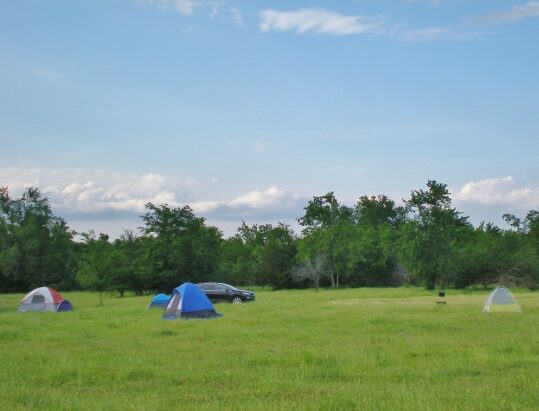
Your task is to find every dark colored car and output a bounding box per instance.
[197,282,255,304]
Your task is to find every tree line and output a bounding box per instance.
[1,181,538,295]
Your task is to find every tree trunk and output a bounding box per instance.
[425,274,436,290]
[314,277,320,292]
[329,237,336,288]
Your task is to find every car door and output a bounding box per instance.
[214,284,231,302]
[200,283,219,302]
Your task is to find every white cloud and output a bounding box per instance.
[394,26,485,42]
[232,186,284,208]
[31,65,76,80]
[481,1,539,23]
[230,7,245,27]
[396,27,449,42]
[190,186,305,220]
[139,2,482,43]
[138,0,223,16]
[0,166,192,215]
[258,8,384,36]
[349,167,370,178]
[257,7,483,42]
[454,176,539,208]
[208,1,222,18]
[402,0,443,3]
[252,140,267,152]
[32,68,64,79]
[0,166,307,234]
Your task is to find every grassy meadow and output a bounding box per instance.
[1,287,538,410]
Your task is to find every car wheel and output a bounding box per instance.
[232,296,242,304]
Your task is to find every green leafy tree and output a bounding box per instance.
[0,187,76,292]
[140,203,222,290]
[344,224,397,287]
[400,180,470,289]
[526,210,539,243]
[345,195,403,286]
[451,224,501,288]
[254,223,297,288]
[220,222,297,288]
[354,195,405,228]
[76,232,115,305]
[106,230,143,297]
[298,192,353,287]
[492,212,539,288]
[218,235,254,286]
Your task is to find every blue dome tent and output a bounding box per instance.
[162,283,221,320]
[148,293,170,309]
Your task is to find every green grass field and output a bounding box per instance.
[1,288,538,410]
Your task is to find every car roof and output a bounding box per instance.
[198,282,237,288]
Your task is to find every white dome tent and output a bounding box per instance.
[483,287,522,313]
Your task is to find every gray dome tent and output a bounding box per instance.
[483,287,522,313]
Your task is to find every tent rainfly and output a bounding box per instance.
[148,293,170,309]
[162,282,221,320]
[18,287,73,312]
[483,287,522,313]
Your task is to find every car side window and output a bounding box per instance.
[201,284,216,291]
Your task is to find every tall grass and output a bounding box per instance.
[1,288,538,410]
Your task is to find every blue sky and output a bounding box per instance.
[1,0,539,237]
